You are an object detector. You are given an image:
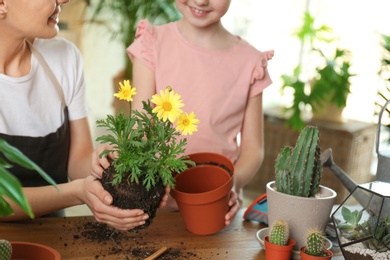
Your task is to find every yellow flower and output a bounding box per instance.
[114,80,137,102]
[176,112,200,136]
[152,87,184,123]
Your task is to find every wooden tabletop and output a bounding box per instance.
[0,209,266,260]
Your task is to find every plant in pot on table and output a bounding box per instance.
[264,219,296,260]
[96,80,199,229]
[266,125,337,251]
[334,206,390,259]
[300,228,333,260]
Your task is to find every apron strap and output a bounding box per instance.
[26,40,66,108]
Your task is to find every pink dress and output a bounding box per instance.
[127,20,274,163]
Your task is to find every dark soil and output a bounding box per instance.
[99,165,165,230]
[65,219,199,259]
[191,161,233,176]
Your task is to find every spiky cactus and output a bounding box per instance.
[0,239,12,260]
[304,229,328,257]
[275,125,322,197]
[269,219,290,246]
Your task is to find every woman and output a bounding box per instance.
[0,0,166,230]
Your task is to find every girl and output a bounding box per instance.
[127,0,274,225]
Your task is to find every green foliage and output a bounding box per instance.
[304,229,328,257]
[337,206,390,252]
[0,139,57,218]
[89,0,180,79]
[275,125,322,197]
[269,219,289,246]
[281,12,354,131]
[96,100,193,191]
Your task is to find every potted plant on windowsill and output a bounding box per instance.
[264,219,296,260]
[280,12,355,131]
[300,228,333,260]
[266,125,337,251]
[96,80,200,229]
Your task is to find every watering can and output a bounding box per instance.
[321,99,390,213]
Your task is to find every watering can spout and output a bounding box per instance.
[321,148,358,194]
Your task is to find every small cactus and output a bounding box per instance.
[304,229,328,257]
[275,125,322,197]
[0,239,12,260]
[269,219,289,246]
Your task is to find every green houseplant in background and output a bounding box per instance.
[89,0,180,80]
[280,12,355,131]
[375,33,390,142]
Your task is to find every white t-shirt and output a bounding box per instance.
[0,37,88,137]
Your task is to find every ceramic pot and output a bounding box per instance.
[11,242,61,260]
[266,181,337,250]
[300,246,333,260]
[264,236,296,260]
[171,153,234,235]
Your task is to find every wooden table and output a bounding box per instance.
[0,209,266,259]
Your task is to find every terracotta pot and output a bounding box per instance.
[11,242,61,260]
[264,236,296,260]
[266,181,337,251]
[171,153,234,235]
[300,246,333,260]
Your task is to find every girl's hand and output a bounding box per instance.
[225,190,241,226]
[91,144,117,179]
[81,176,149,231]
[158,186,171,208]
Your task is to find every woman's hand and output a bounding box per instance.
[225,190,241,226]
[80,176,149,231]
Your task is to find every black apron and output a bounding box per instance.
[0,41,70,217]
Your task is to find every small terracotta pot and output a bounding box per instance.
[300,246,333,260]
[11,242,61,260]
[264,236,296,260]
[171,153,234,235]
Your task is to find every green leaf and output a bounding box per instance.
[0,167,33,218]
[0,139,58,189]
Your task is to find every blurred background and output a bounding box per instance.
[59,0,390,213]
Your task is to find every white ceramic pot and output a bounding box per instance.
[266,181,337,251]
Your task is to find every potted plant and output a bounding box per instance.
[96,80,199,229]
[300,228,333,260]
[266,125,337,250]
[264,219,296,260]
[0,139,59,260]
[332,181,390,260]
[280,12,355,130]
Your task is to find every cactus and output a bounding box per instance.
[0,239,12,260]
[275,125,322,197]
[303,229,328,257]
[269,219,290,246]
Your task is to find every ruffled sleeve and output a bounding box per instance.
[249,50,274,97]
[127,19,155,71]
